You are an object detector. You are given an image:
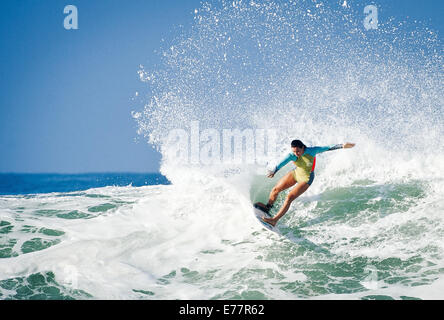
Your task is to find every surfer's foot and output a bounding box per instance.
[262,216,277,227]
[254,202,273,214]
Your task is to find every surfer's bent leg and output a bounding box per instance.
[268,171,297,207]
[263,171,314,226]
[263,182,310,226]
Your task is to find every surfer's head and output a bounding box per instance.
[291,140,306,157]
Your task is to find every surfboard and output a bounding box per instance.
[253,203,278,232]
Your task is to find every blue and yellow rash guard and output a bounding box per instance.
[272,144,343,185]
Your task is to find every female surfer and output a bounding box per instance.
[255,140,355,227]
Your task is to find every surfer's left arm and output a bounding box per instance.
[311,143,355,155]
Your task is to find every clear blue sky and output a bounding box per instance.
[0,0,442,173]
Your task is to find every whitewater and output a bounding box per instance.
[1,0,443,299]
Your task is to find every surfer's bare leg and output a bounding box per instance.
[255,171,296,212]
[263,182,310,226]
[268,171,296,205]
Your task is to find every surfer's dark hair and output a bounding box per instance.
[291,140,306,149]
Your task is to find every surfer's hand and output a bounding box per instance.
[343,142,355,149]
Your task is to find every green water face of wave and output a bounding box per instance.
[251,176,429,233]
[298,180,427,228]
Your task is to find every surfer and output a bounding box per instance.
[255,140,355,227]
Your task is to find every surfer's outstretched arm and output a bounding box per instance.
[309,142,355,155]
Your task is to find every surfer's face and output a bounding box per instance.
[292,146,304,157]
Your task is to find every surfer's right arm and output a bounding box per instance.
[267,153,296,178]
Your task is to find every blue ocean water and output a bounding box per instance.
[0,173,170,195]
